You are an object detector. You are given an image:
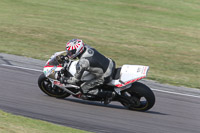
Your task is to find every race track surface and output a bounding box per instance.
[0,53,200,133]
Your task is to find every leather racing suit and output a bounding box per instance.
[65,44,115,94]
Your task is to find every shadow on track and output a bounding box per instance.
[58,97,168,115]
[64,97,125,110]
[145,110,168,115]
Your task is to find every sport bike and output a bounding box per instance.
[38,51,155,111]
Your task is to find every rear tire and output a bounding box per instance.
[120,82,155,111]
[38,73,70,98]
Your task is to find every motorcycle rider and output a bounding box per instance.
[59,39,115,104]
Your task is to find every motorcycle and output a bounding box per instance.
[38,51,155,111]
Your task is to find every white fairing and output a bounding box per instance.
[108,65,149,87]
[120,65,149,83]
[43,66,62,79]
[43,51,66,79]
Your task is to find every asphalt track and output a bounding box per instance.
[0,53,200,133]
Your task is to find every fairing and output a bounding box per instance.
[108,65,149,88]
[43,51,66,79]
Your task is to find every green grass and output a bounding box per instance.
[0,110,90,133]
[0,0,199,89]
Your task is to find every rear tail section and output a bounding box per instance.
[108,65,149,87]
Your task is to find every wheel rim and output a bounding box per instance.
[41,78,66,96]
[121,91,149,110]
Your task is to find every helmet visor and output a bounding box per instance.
[66,49,76,58]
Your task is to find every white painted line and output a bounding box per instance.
[1,64,42,72]
[152,88,200,99]
[1,64,200,99]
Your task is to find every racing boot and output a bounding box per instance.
[104,91,116,105]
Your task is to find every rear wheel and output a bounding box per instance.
[120,82,155,111]
[38,73,70,98]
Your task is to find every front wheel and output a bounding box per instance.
[38,73,71,98]
[120,82,155,111]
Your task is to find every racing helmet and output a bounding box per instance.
[66,39,84,59]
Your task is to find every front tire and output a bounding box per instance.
[120,82,155,111]
[38,73,70,98]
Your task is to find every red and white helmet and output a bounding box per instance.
[66,39,84,59]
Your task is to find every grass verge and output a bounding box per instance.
[0,110,90,133]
